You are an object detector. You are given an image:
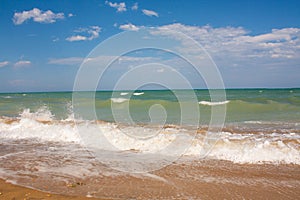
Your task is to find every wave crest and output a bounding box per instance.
[199,100,230,106]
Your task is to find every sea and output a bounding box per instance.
[0,89,299,199]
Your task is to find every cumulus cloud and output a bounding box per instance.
[66,35,87,42]
[148,23,300,87]
[66,26,101,42]
[13,8,64,25]
[142,9,158,17]
[14,60,31,68]
[105,1,127,12]
[0,61,9,68]
[152,23,300,60]
[48,57,84,65]
[119,23,140,31]
[131,3,138,10]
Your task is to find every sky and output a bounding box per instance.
[0,0,300,92]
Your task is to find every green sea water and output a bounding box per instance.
[0,89,300,125]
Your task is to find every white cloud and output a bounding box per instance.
[119,23,140,31]
[47,55,156,67]
[58,24,300,88]
[142,9,158,17]
[152,23,300,60]
[0,61,9,68]
[105,1,127,12]
[66,35,87,42]
[52,37,59,42]
[131,3,138,10]
[13,8,64,25]
[66,26,101,42]
[48,57,84,65]
[148,23,300,87]
[14,60,31,68]
[118,56,156,62]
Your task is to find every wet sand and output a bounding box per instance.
[0,178,103,200]
[1,160,300,199]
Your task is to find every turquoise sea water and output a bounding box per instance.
[0,89,299,125]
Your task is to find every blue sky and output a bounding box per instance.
[0,0,300,92]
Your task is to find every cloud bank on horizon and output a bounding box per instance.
[0,1,299,91]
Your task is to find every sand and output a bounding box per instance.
[0,179,104,200]
[1,160,300,199]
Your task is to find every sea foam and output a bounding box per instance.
[199,100,230,106]
[110,98,129,103]
[0,106,299,165]
[133,92,144,96]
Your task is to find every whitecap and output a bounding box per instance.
[198,100,229,106]
[133,92,144,96]
[19,106,54,122]
[110,98,128,103]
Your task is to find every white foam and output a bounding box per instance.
[100,125,178,152]
[120,92,128,96]
[186,132,300,164]
[19,106,54,122]
[210,142,299,164]
[199,100,229,106]
[244,121,262,124]
[110,98,128,103]
[0,106,299,165]
[0,118,81,143]
[133,92,144,96]
[0,107,80,143]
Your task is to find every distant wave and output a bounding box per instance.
[110,98,128,103]
[133,92,144,96]
[1,96,12,99]
[120,92,128,96]
[199,100,230,106]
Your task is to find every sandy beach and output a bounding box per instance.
[1,160,300,199]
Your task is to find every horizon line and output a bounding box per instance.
[0,87,299,94]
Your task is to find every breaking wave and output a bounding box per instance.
[0,106,299,165]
